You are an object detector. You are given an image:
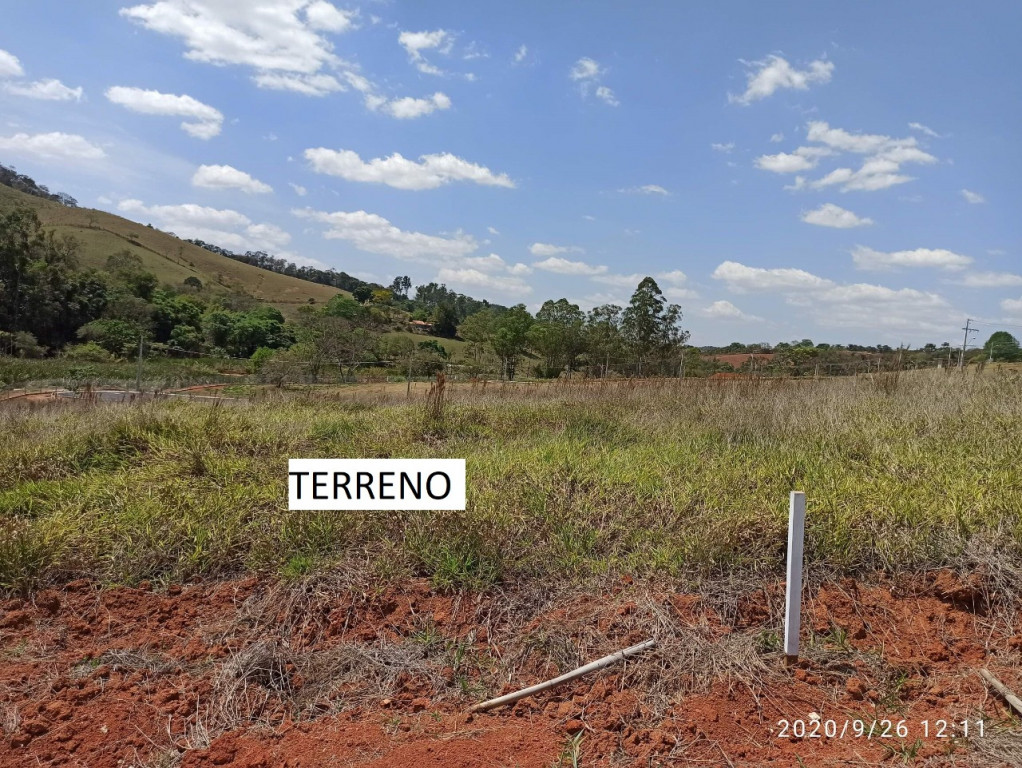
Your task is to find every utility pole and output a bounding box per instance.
[135,333,144,393]
[958,318,976,371]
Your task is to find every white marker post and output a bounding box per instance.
[784,491,806,663]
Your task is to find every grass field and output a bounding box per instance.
[2,369,1020,594]
[0,184,343,315]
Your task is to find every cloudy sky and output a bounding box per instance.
[1,1,1019,346]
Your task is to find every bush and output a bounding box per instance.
[63,342,116,363]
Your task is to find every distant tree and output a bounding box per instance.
[458,309,496,363]
[77,319,140,356]
[528,298,585,377]
[586,304,624,375]
[491,304,533,380]
[371,288,394,305]
[352,284,374,304]
[389,275,412,299]
[418,339,449,359]
[183,276,203,290]
[983,331,1021,361]
[432,303,459,338]
[621,277,687,375]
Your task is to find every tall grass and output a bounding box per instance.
[1,370,1020,593]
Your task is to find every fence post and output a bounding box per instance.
[784,491,806,663]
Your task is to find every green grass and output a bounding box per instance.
[1,371,1021,593]
[0,356,247,390]
[0,184,343,316]
[378,331,471,357]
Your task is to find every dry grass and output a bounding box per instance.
[2,369,1021,595]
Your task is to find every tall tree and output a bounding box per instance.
[621,277,688,375]
[586,304,624,375]
[491,304,533,380]
[528,298,585,377]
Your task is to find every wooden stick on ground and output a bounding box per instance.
[468,639,657,714]
[978,669,1022,718]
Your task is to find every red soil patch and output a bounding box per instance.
[2,574,1020,767]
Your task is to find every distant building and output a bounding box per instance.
[409,320,434,333]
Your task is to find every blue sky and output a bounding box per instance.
[1,0,1019,346]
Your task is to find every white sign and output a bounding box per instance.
[288,459,466,510]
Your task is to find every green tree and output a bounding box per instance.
[0,208,107,351]
[77,318,140,356]
[983,331,1021,361]
[586,304,624,375]
[491,304,533,380]
[458,309,496,363]
[432,303,459,338]
[528,298,585,377]
[621,277,687,375]
[352,284,374,304]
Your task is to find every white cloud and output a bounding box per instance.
[713,259,954,335]
[436,267,531,296]
[0,131,105,162]
[105,86,223,138]
[619,184,669,195]
[801,203,873,228]
[729,55,833,105]
[462,42,487,62]
[851,246,972,271]
[712,260,834,293]
[700,300,762,321]
[120,1,446,118]
[192,164,272,194]
[1002,297,1022,315]
[961,189,985,204]
[3,78,83,101]
[513,44,528,64]
[294,207,477,261]
[119,1,345,75]
[711,142,735,153]
[118,198,291,252]
[769,132,784,143]
[570,57,601,81]
[570,57,617,105]
[380,91,451,119]
[779,121,939,192]
[533,256,607,276]
[961,272,1022,288]
[398,29,452,75]
[288,182,307,196]
[304,148,514,190]
[529,242,584,257]
[591,272,644,288]
[755,146,832,173]
[908,122,940,138]
[253,72,346,96]
[304,1,355,32]
[0,49,23,78]
[595,85,618,106]
[658,269,688,286]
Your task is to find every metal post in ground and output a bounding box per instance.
[784,491,806,663]
[135,333,144,394]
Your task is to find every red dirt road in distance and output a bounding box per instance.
[1,574,1020,767]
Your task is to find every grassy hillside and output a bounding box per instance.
[379,330,470,357]
[0,184,342,315]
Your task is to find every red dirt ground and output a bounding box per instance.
[2,573,1020,767]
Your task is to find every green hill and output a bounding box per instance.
[0,183,342,316]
